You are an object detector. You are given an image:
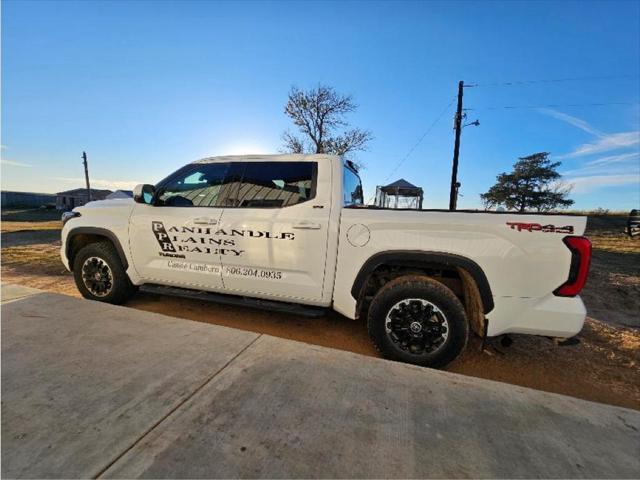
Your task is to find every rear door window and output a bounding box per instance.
[229,161,317,208]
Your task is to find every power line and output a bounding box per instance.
[381,97,455,183]
[472,74,639,87]
[366,97,455,205]
[466,101,639,111]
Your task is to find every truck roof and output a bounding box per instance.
[192,153,340,164]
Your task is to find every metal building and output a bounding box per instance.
[56,188,112,210]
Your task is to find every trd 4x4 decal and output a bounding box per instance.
[506,222,574,234]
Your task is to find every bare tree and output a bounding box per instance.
[282,85,372,162]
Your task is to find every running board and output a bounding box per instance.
[139,284,327,318]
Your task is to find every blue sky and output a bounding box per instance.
[2,0,639,210]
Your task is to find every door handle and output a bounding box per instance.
[192,217,218,225]
[292,220,321,230]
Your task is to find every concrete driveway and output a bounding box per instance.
[2,284,639,478]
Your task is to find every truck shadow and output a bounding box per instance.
[127,291,378,357]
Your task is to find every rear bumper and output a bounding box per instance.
[487,294,586,338]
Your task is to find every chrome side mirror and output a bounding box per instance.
[133,184,156,205]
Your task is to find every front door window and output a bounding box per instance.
[156,163,231,207]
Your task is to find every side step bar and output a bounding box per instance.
[139,284,327,318]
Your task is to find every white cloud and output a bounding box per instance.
[561,152,640,176]
[566,174,640,194]
[558,131,640,159]
[1,159,31,167]
[585,151,640,167]
[538,108,639,160]
[538,108,604,137]
[56,177,140,190]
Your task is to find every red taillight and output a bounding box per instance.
[554,236,592,297]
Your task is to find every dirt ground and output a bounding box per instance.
[1,209,639,410]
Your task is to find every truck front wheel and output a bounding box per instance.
[72,241,137,305]
[367,275,469,368]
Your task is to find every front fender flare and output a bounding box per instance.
[65,227,129,271]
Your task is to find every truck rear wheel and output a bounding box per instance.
[367,275,468,368]
[72,241,136,305]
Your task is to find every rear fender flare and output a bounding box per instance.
[351,250,494,314]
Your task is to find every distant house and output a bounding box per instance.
[1,190,56,208]
[106,190,133,200]
[56,188,112,210]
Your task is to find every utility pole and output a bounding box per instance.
[82,151,92,202]
[448,81,479,210]
[449,81,464,211]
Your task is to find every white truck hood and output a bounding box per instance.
[75,198,135,215]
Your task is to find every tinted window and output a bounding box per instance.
[343,165,363,206]
[156,163,231,207]
[230,162,316,208]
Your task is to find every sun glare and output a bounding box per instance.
[219,143,272,156]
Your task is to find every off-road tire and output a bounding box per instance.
[367,275,469,368]
[72,241,137,304]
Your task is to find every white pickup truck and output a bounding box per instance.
[61,154,591,368]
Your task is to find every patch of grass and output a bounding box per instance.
[2,244,67,275]
[1,208,63,233]
[589,234,640,255]
[584,214,639,255]
[1,221,61,233]
[571,210,629,215]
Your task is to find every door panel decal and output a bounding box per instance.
[151,221,295,258]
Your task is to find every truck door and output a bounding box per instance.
[217,160,331,303]
[129,162,233,290]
